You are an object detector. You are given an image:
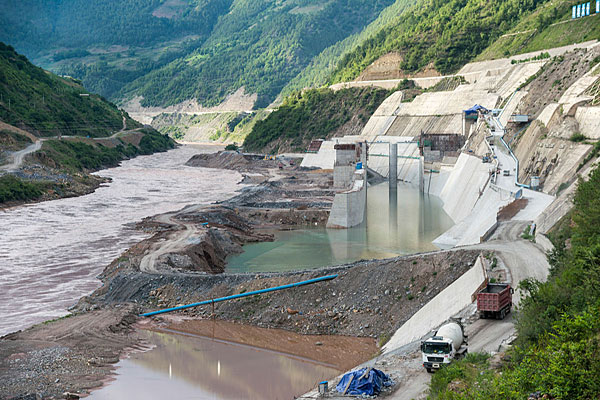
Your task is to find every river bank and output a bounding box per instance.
[0,146,243,337]
[1,150,480,399]
[0,128,175,209]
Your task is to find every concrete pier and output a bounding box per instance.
[327,143,368,229]
[389,142,397,188]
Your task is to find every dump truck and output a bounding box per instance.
[477,283,513,319]
[421,321,467,372]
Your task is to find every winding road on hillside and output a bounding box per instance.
[0,140,43,172]
[0,116,141,173]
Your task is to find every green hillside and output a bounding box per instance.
[0,0,396,108]
[281,0,415,96]
[328,0,559,83]
[243,87,390,153]
[0,44,175,205]
[477,2,600,60]
[0,42,139,137]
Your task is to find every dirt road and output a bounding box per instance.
[138,212,202,273]
[0,140,42,172]
[389,222,550,399]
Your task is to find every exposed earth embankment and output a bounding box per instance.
[1,151,483,399]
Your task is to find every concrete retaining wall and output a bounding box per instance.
[576,107,600,139]
[327,169,367,228]
[383,255,487,353]
[437,153,491,223]
[333,165,355,189]
[301,136,363,169]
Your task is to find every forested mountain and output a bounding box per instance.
[0,0,235,102]
[327,0,600,83]
[328,0,549,83]
[0,0,397,108]
[0,42,138,138]
[280,0,414,96]
[1,0,597,115]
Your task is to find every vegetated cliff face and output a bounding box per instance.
[0,42,138,138]
[243,87,390,153]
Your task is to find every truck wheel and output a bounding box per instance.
[426,368,433,373]
[500,308,506,320]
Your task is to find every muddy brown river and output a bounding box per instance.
[0,145,242,336]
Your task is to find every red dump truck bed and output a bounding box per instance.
[477,283,513,319]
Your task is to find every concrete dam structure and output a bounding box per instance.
[327,142,368,229]
[302,42,600,247]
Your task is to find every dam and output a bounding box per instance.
[227,183,453,273]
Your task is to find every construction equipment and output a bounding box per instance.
[477,283,513,319]
[421,321,467,372]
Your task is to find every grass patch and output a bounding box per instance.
[577,140,600,172]
[0,174,46,203]
[569,133,586,142]
[556,181,570,195]
[521,224,535,241]
[378,332,392,347]
[429,353,491,398]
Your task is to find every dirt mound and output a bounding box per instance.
[82,250,480,340]
[186,151,277,171]
[497,198,528,221]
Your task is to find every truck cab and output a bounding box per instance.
[421,321,467,372]
[421,336,454,372]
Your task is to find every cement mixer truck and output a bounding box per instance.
[421,321,467,372]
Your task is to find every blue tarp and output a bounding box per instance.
[335,368,393,396]
[463,104,489,115]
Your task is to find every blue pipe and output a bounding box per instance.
[140,274,338,317]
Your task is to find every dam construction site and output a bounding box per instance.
[2,31,600,399]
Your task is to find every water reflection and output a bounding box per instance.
[227,184,454,273]
[89,329,340,400]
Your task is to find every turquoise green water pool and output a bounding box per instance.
[227,183,454,273]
